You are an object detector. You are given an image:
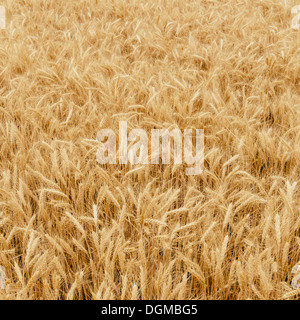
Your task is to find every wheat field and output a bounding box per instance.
[0,0,299,300]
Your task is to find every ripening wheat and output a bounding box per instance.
[0,0,299,300]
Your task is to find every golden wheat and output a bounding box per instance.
[0,0,299,300]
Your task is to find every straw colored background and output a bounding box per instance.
[0,0,299,299]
